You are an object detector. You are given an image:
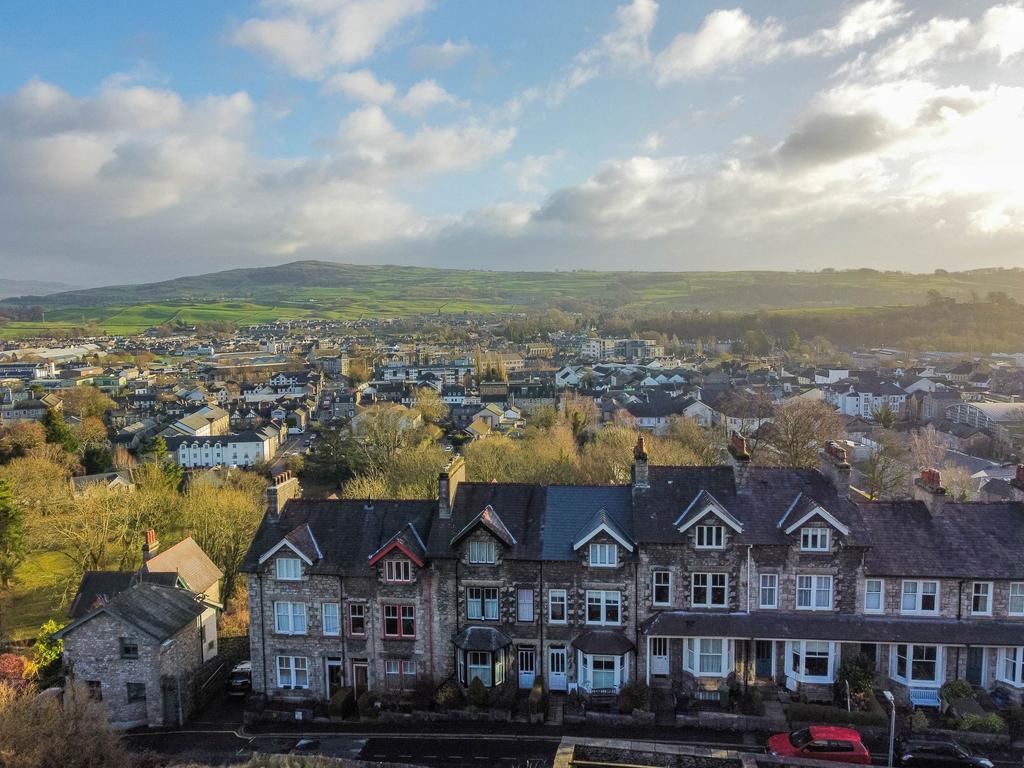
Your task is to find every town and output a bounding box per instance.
[1,309,1023,765]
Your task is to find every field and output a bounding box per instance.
[3,260,1024,338]
[6,550,76,642]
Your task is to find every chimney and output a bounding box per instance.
[913,468,947,515]
[267,471,301,519]
[1009,464,1024,502]
[820,441,852,494]
[632,435,650,491]
[438,455,465,520]
[727,431,751,490]
[142,529,160,561]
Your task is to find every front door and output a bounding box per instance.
[352,660,369,696]
[755,640,774,679]
[651,637,670,676]
[966,647,984,686]
[326,657,344,698]
[549,648,567,691]
[518,647,537,689]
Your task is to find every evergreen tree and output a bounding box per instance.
[0,479,25,589]
[41,409,79,453]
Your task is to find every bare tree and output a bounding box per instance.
[862,434,909,500]
[767,399,846,467]
[908,425,946,470]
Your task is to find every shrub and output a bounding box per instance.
[356,690,380,719]
[834,654,876,707]
[435,679,465,711]
[941,679,975,703]
[911,709,929,731]
[467,677,489,708]
[737,689,765,716]
[565,689,585,715]
[959,713,1005,734]
[617,679,651,714]
[528,679,546,716]
[787,701,888,728]
[409,678,436,711]
[1004,707,1024,739]
[328,687,355,718]
[492,682,516,711]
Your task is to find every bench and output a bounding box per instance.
[910,688,941,709]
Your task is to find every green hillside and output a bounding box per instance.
[2,260,1023,338]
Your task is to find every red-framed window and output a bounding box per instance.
[383,604,416,639]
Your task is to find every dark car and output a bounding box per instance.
[896,736,994,768]
[226,660,252,696]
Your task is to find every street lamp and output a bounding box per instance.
[883,690,896,768]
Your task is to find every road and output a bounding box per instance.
[269,433,309,475]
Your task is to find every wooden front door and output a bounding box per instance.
[352,660,369,696]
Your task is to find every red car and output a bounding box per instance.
[768,726,872,765]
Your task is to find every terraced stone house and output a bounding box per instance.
[243,438,1024,709]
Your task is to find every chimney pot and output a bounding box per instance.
[142,529,160,561]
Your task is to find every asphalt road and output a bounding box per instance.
[357,736,558,767]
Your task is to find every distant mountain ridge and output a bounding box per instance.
[4,260,1024,315]
[0,278,79,300]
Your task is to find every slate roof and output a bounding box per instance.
[451,504,517,547]
[242,498,436,575]
[59,582,207,642]
[142,537,223,594]
[452,625,512,651]
[572,630,635,655]
[642,610,1024,646]
[858,500,1024,579]
[543,486,633,560]
[68,570,178,619]
[427,482,546,560]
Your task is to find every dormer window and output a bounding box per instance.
[695,525,725,549]
[589,542,617,568]
[800,527,830,552]
[468,540,496,564]
[276,557,302,580]
[384,560,412,583]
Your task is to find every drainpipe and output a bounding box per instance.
[424,568,435,680]
[539,560,544,685]
[339,574,346,691]
[258,572,268,694]
[645,634,651,686]
[746,545,753,613]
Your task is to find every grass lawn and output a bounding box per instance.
[6,550,76,643]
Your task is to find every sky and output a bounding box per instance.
[1,0,1023,286]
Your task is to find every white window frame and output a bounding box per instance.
[684,638,730,677]
[585,590,621,625]
[971,581,993,616]
[864,579,885,614]
[891,644,942,687]
[759,573,778,609]
[652,570,672,606]
[548,589,567,624]
[694,525,725,550]
[322,602,340,636]
[785,640,836,684]
[589,542,617,568]
[691,572,728,608]
[467,587,500,621]
[517,588,535,622]
[274,601,307,635]
[799,527,830,552]
[468,540,496,564]
[1010,583,1024,616]
[384,559,412,583]
[901,580,940,615]
[467,650,493,687]
[276,656,309,689]
[996,647,1024,688]
[795,575,833,611]
[275,557,302,581]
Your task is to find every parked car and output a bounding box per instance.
[226,660,252,696]
[896,736,994,768]
[768,726,872,765]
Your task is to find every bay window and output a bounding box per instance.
[684,638,730,677]
[997,647,1024,687]
[892,644,941,686]
[901,580,939,614]
[691,573,728,608]
[586,590,621,625]
[796,575,833,610]
[785,640,836,683]
[467,651,492,686]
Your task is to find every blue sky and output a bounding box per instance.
[0,0,1022,285]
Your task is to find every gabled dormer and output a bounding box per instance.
[257,523,322,580]
[368,522,427,583]
[674,490,743,549]
[778,493,849,552]
[451,504,516,564]
[573,508,635,568]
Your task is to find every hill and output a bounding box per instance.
[0,278,78,299]
[2,260,1024,339]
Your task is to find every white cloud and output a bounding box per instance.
[787,0,909,56]
[394,79,462,114]
[232,0,430,79]
[324,69,397,104]
[655,9,784,83]
[503,152,562,195]
[410,39,474,69]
